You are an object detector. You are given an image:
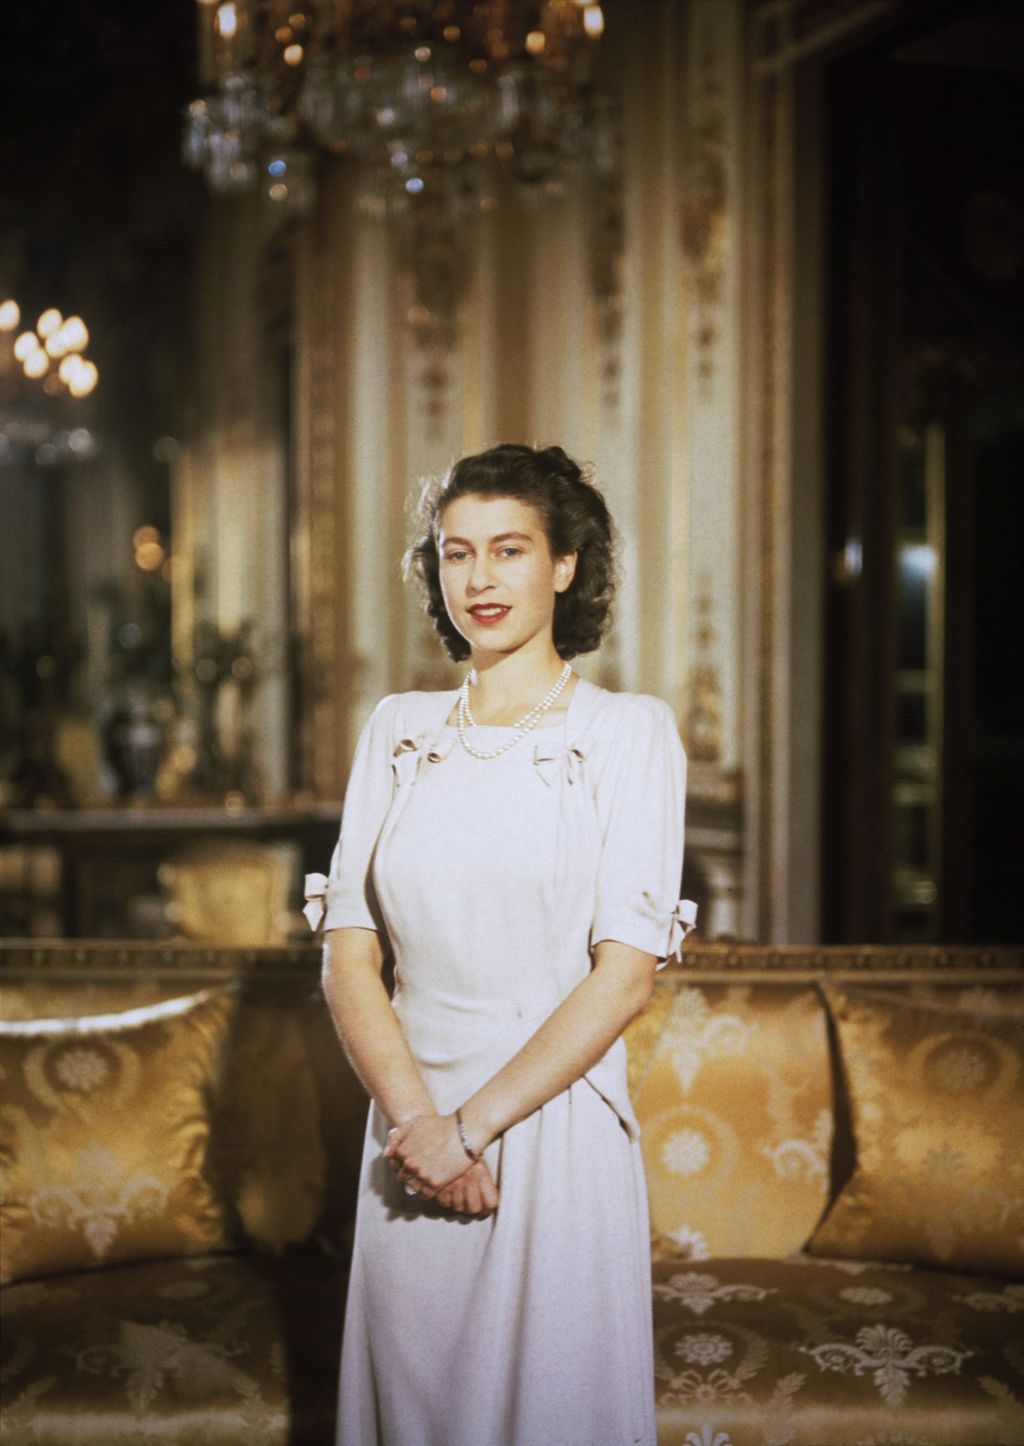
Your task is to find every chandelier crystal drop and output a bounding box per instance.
[184,0,612,216]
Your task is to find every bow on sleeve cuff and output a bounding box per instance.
[668,898,699,959]
[303,872,329,932]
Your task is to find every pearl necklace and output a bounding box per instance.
[456,662,573,760]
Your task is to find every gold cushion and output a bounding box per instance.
[811,985,1024,1275]
[631,981,833,1259]
[0,976,366,1257]
[0,989,235,1284]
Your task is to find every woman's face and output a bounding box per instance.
[437,493,576,660]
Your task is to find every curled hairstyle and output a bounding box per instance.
[404,443,619,663]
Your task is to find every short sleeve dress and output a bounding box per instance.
[319,675,695,1446]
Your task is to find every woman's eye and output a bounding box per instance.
[498,546,522,558]
[444,550,469,562]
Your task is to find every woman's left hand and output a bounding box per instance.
[384,1113,473,1198]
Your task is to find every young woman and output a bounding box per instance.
[309,443,696,1446]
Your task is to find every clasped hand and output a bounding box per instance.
[384,1113,498,1218]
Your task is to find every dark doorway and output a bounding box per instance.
[823,4,1024,944]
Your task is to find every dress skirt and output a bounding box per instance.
[338,1065,654,1446]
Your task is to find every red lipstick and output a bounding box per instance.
[468,605,510,626]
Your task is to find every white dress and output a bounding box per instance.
[321,676,693,1446]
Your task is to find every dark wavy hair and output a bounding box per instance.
[404,443,619,663]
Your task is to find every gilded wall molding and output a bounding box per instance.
[587,102,626,414]
[743,0,899,939]
[680,8,728,399]
[397,201,472,436]
[293,193,345,800]
[685,571,724,766]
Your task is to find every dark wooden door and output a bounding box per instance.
[823,12,1024,943]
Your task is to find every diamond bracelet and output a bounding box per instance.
[455,1108,480,1162]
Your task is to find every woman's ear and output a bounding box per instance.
[554,551,578,594]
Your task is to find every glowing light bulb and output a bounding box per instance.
[59,354,83,384]
[45,329,72,358]
[69,359,98,397]
[583,4,605,37]
[0,300,20,331]
[135,541,165,571]
[13,331,40,361]
[526,30,546,54]
[24,349,49,378]
[216,2,238,40]
[62,316,89,350]
[283,42,303,64]
[37,308,62,338]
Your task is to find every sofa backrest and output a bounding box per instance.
[624,944,1024,1263]
[0,942,368,1256]
[2,940,1021,1264]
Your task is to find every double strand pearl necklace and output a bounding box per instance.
[456,661,572,761]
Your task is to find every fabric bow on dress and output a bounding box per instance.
[303,873,328,932]
[392,732,455,786]
[391,737,423,788]
[304,732,456,933]
[667,897,699,958]
[532,741,587,787]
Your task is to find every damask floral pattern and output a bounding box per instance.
[662,986,755,1092]
[664,1224,713,1260]
[28,1141,169,1260]
[73,1318,262,1414]
[840,1286,895,1307]
[0,1250,346,1445]
[652,1256,1024,1445]
[957,1284,1024,1314]
[53,1047,109,1092]
[683,1429,735,1446]
[810,987,1024,1276]
[677,1333,735,1366]
[663,1126,713,1178]
[635,984,833,1260]
[799,1324,973,1406]
[653,1270,777,1317]
[0,990,236,1284]
[759,1109,831,1185]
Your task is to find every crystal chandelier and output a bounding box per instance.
[184,0,611,216]
[1,299,102,467]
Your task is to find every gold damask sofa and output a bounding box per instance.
[1,940,1022,1446]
